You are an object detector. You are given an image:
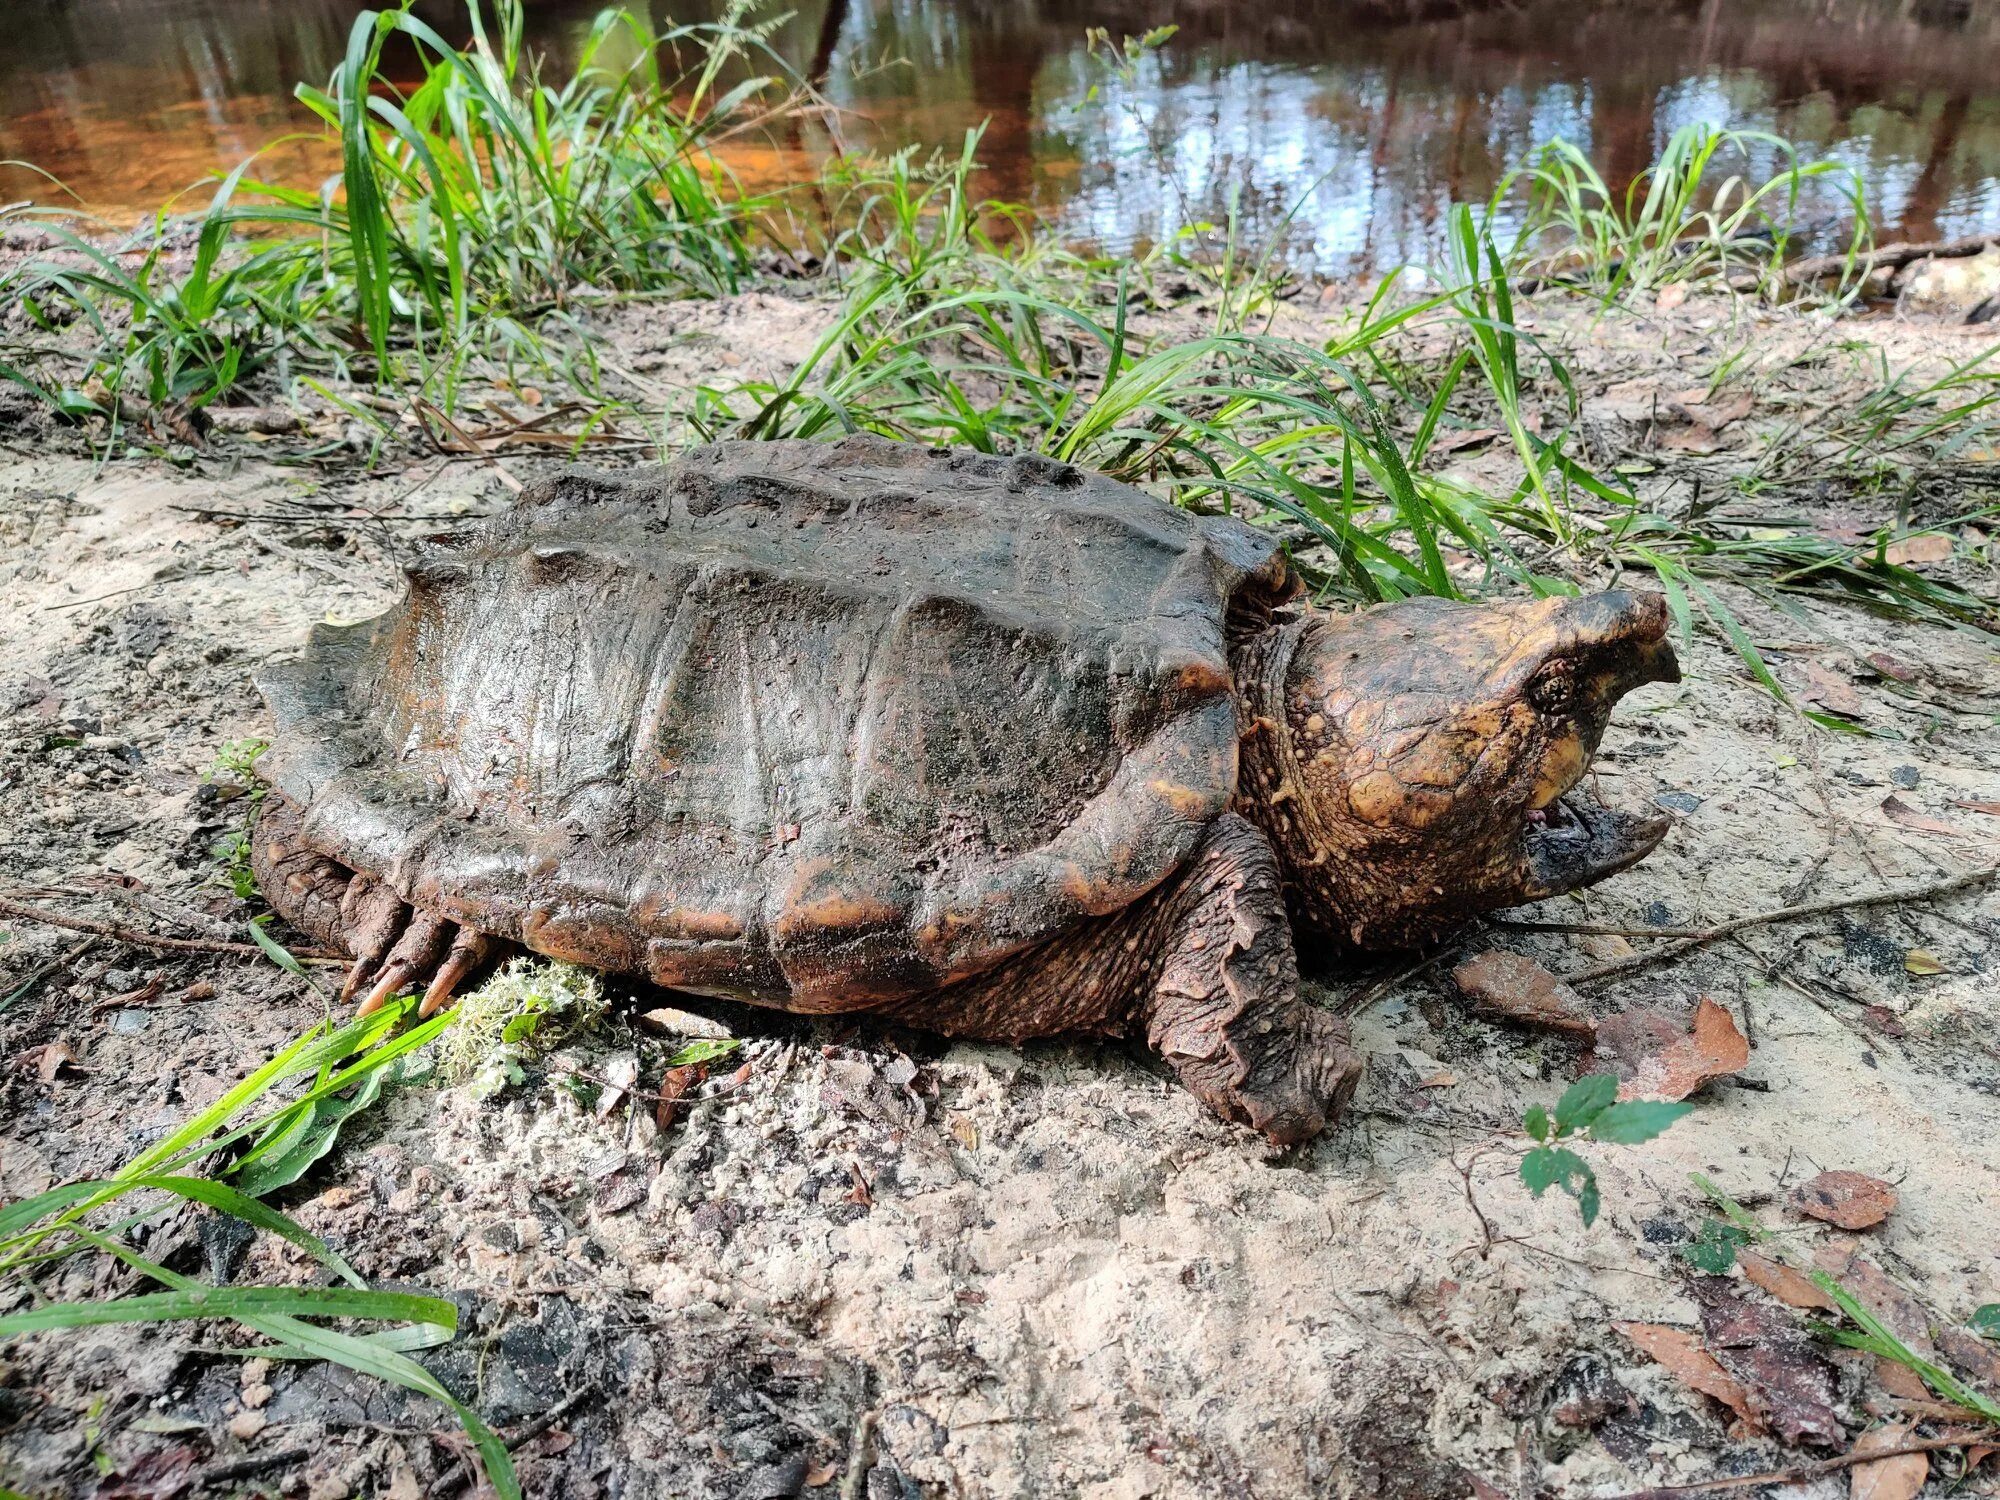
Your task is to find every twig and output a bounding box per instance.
[839,1409,878,1500]
[1777,232,2000,287]
[1529,867,1998,987]
[1598,1434,1988,1498]
[426,1386,598,1496]
[195,1446,313,1488]
[1338,942,1459,1016]
[0,896,342,964]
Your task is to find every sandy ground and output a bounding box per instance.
[1,284,1998,1499]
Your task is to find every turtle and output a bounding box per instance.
[250,436,1680,1145]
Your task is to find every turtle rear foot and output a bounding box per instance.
[251,793,501,1017]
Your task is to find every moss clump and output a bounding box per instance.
[437,958,608,1098]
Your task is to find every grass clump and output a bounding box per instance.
[1496,123,1873,302]
[0,995,522,1497]
[436,957,608,1097]
[0,0,802,429]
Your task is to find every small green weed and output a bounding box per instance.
[1519,1074,1692,1227]
[436,957,608,1097]
[205,737,269,900]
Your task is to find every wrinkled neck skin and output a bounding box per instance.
[1231,612,1350,944]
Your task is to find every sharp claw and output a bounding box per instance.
[341,958,375,1005]
[353,911,449,1017]
[419,930,492,1019]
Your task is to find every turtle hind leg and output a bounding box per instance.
[250,792,500,1016]
[1143,813,1363,1146]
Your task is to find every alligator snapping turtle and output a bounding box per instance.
[252,437,1678,1144]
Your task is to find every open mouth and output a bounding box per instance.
[1520,786,1670,899]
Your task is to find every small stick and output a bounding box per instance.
[1597,1433,1990,1498]
[1540,867,1998,988]
[195,1446,313,1488]
[426,1386,598,1496]
[0,896,342,964]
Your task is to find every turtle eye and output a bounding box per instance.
[1528,660,1577,715]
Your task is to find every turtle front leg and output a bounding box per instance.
[1142,814,1363,1147]
[250,793,500,1017]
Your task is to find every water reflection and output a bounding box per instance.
[3,0,1998,274]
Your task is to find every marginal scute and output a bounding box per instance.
[258,436,1298,1008]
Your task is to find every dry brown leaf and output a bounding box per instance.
[1849,1423,1927,1500]
[1616,1321,1765,1434]
[1658,422,1725,455]
[1815,1242,1937,1361]
[1678,391,1756,431]
[804,1463,840,1488]
[1593,997,1749,1101]
[1792,1171,1899,1230]
[1794,659,1864,715]
[1739,1250,1838,1312]
[653,1063,706,1134]
[1451,951,1597,1039]
[594,1054,639,1122]
[1864,651,1922,683]
[1880,794,1973,840]
[22,1040,83,1084]
[1951,800,2000,817]
[1691,1276,1844,1448]
[1883,534,1953,566]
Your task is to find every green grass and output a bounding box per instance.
[0,0,800,431]
[1495,123,1874,302]
[0,990,520,1497]
[0,8,1994,684]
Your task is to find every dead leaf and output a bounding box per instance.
[594,1054,639,1121]
[1434,427,1503,454]
[1418,1070,1459,1088]
[1903,950,1944,976]
[653,1063,706,1134]
[804,1463,840,1488]
[1937,1328,2000,1388]
[1592,997,1749,1101]
[1849,1423,1927,1500]
[1792,1171,1899,1230]
[1616,1321,1765,1435]
[1676,391,1755,431]
[1951,800,2000,817]
[1793,659,1863,716]
[1451,951,1597,1039]
[845,1160,873,1208]
[20,1040,84,1084]
[1880,794,1973,840]
[1883,534,1953,566]
[1815,1242,1937,1363]
[1691,1276,1844,1448]
[1739,1250,1838,1312]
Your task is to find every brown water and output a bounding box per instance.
[5,0,1999,274]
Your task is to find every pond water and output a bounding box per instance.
[5,0,1999,275]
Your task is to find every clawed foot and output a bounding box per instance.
[252,794,500,1017]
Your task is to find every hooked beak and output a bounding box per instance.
[1519,590,1680,900]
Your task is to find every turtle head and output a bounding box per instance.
[1261,590,1680,949]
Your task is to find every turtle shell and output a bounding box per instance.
[258,437,1299,1010]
